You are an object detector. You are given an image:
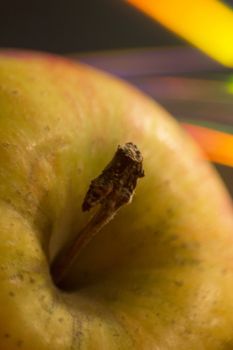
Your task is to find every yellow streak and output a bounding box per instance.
[127,0,233,66]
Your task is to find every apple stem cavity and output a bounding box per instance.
[50,142,144,288]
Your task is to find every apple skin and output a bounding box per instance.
[0,50,233,350]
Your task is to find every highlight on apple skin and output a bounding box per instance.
[0,50,233,350]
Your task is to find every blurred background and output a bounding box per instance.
[0,0,232,194]
[0,0,185,53]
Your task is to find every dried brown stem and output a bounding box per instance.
[51,142,144,288]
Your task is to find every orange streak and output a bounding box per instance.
[183,123,233,167]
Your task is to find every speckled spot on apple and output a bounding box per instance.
[9,272,24,284]
[16,339,23,347]
[173,280,184,287]
[29,276,35,284]
[221,340,233,350]
[11,89,19,95]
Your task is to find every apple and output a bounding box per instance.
[0,50,233,350]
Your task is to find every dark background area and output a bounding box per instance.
[0,0,233,54]
[0,0,184,53]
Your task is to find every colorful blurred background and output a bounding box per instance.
[0,0,232,194]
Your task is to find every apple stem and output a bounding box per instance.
[50,142,144,288]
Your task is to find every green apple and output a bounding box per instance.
[0,50,233,350]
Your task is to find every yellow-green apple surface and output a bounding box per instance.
[0,50,233,350]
